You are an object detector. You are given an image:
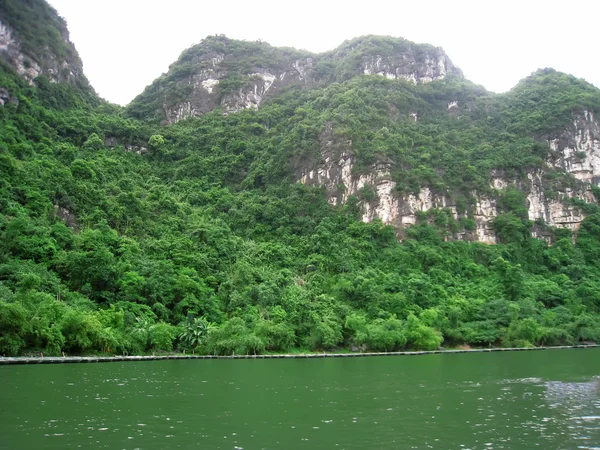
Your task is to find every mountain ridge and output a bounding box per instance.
[119,34,600,246]
[126,34,463,124]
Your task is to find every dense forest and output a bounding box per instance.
[2,0,600,357]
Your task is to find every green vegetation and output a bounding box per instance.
[0,0,70,63]
[2,6,600,356]
[125,33,460,124]
[126,35,313,121]
[0,0,93,93]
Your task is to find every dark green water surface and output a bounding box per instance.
[1,349,600,449]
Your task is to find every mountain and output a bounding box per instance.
[129,33,600,245]
[126,34,461,124]
[2,0,600,357]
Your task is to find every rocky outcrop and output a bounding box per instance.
[472,197,498,244]
[0,86,18,106]
[526,171,592,231]
[360,47,458,84]
[53,204,78,229]
[0,20,41,83]
[103,137,148,155]
[162,59,316,123]
[0,17,86,86]
[548,110,600,185]
[299,121,466,238]
[298,119,598,243]
[130,35,462,124]
[299,147,499,242]
[160,55,316,124]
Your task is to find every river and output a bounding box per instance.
[1,348,599,449]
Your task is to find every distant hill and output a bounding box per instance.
[126,34,462,124]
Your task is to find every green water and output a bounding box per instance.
[1,349,599,449]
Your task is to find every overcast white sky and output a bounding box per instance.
[48,0,600,106]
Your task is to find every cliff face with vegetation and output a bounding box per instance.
[2,0,600,358]
[299,109,600,243]
[0,0,90,89]
[127,35,461,124]
[127,34,600,245]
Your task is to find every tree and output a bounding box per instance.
[364,316,406,352]
[82,133,104,150]
[0,301,29,355]
[148,134,165,149]
[179,315,214,350]
[405,314,442,350]
[204,318,265,355]
[149,322,177,352]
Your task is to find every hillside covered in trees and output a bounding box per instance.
[2,0,600,356]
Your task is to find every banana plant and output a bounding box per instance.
[179,315,214,350]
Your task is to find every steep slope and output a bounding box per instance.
[127,36,600,245]
[3,3,600,358]
[0,0,94,94]
[127,35,461,124]
[294,70,600,243]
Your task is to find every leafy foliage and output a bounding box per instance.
[1,21,600,356]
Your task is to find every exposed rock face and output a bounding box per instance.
[361,47,457,84]
[548,110,600,185]
[0,17,86,86]
[299,147,494,241]
[0,86,18,106]
[104,137,148,155]
[160,57,316,124]
[53,204,78,229]
[131,36,462,124]
[298,118,598,243]
[526,171,592,231]
[162,56,316,123]
[299,122,466,238]
[0,20,41,83]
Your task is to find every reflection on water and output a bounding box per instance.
[1,349,600,449]
[544,379,600,449]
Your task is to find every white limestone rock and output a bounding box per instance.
[0,19,85,86]
[0,20,41,84]
[297,120,598,244]
[201,78,219,94]
[152,38,461,124]
[526,171,592,231]
[549,110,600,185]
[473,197,497,244]
[361,47,457,84]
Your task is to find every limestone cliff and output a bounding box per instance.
[298,112,600,244]
[337,37,460,85]
[163,53,316,123]
[127,35,462,124]
[0,19,42,83]
[0,0,89,88]
[548,110,600,185]
[10,4,587,247]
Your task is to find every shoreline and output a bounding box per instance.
[0,344,598,365]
